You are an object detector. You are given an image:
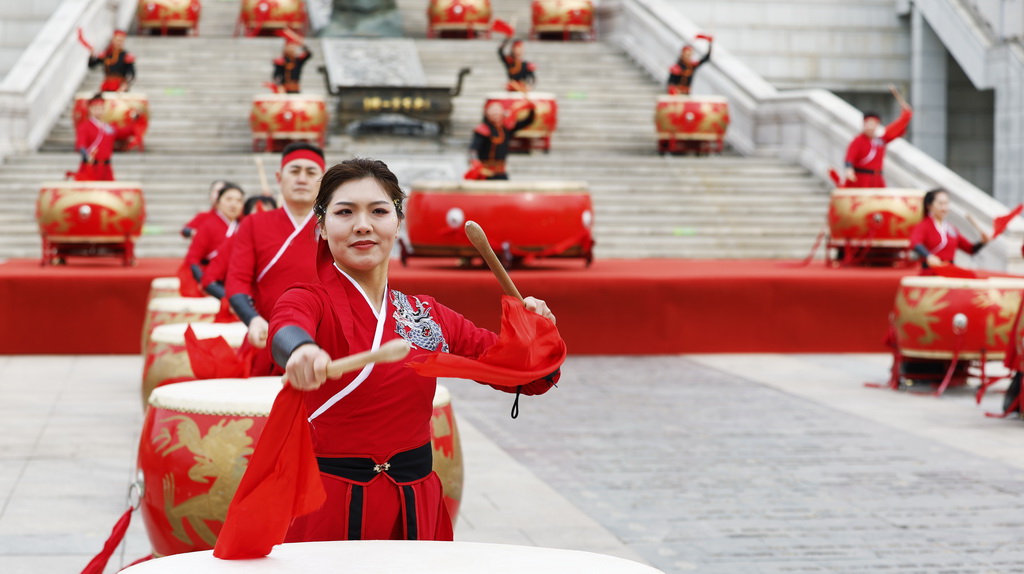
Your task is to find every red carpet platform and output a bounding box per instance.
[0,257,914,355]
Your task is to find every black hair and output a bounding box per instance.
[863,110,881,120]
[244,195,277,215]
[923,188,948,214]
[314,158,406,221]
[216,182,244,200]
[280,141,324,161]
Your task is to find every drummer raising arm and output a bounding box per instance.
[667,36,711,95]
[88,29,135,93]
[467,94,536,180]
[273,37,312,94]
[910,188,989,272]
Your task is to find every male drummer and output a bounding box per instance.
[273,35,312,94]
[225,142,324,374]
[499,38,536,92]
[74,94,116,181]
[667,35,712,95]
[467,97,536,180]
[843,87,913,188]
[88,29,135,92]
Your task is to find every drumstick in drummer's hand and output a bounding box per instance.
[965,213,993,242]
[325,339,411,378]
[254,156,272,196]
[889,84,911,110]
[465,221,525,303]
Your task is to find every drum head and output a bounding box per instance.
[147,377,282,416]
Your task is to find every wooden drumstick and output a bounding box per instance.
[964,213,989,236]
[254,156,272,196]
[889,84,910,110]
[464,221,525,303]
[325,339,411,378]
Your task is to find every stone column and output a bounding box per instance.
[909,6,947,163]
[991,47,1024,205]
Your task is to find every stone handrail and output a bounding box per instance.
[968,0,1024,41]
[606,0,1023,272]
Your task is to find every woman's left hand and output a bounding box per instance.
[523,296,556,325]
[981,232,992,244]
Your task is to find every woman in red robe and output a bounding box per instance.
[183,184,245,284]
[267,158,560,542]
[909,188,989,274]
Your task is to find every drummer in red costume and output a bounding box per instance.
[226,143,325,373]
[182,180,232,238]
[667,36,712,95]
[184,183,245,284]
[74,94,116,181]
[273,35,312,94]
[468,96,536,180]
[268,158,560,542]
[88,30,135,92]
[499,38,536,92]
[910,188,989,273]
[844,87,913,188]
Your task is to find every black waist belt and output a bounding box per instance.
[854,168,881,175]
[318,443,433,541]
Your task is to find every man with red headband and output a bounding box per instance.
[88,30,135,92]
[667,36,712,95]
[226,142,325,374]
[273,37,312,94]
[499,38,536,92]
[74,94,116,181]
[844,87,913,188]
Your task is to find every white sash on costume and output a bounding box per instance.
[930,217,949,255]
[256,209,314,283]
[307,266,389,423]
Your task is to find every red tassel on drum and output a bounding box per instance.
[407,296,567,388]
[930,264,979,279]
[80,507,133,574]
[184,325,253,379]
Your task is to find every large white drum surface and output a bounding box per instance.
[121,540,665,573]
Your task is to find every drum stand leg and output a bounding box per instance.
[932,338,965,397]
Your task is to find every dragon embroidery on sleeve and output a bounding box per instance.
[391,290,449,353]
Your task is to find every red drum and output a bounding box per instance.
[427,0,492,38]
[892,276,1024,360]
[828,188,924,245]
[36,181,145,266]
[403,180,594,266]
[138,377,280,556]
[484,92,558,152]
[138,0,202,34]
[148,277,182,305]
[142,322,249,408]
[73,92,149,151]
[431,384,463,523]
[531,0,594,40]
[654,95,729,155]
[237,0,307,36]
[250,94,327,152]
[141,297,221,354]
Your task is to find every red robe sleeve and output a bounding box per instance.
[202,235,235,290]
[909,219,929,250]
[184,220,219,268]
[882,109,913,143]
[954,224,977,253]
[844,135,869,167]
[225,216,258,300]
[268,286,328,359]
[74,121,92,151]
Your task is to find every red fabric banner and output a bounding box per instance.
[993,204,1023,239]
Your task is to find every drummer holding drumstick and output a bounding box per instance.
[910,188,989,273]
[843,86,912,188]
[466,86,536,180]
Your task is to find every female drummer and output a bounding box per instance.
[183,183,245,284]
[268,158,560,542]
[910,188,990,273]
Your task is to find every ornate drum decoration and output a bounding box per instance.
[148,277,183,305]
[483,92,558,152]
[137,379,465,556]
[237,0,307,36]
[403,180,594,266]
[427,0,492,38]
[36,181,145,266]
[142,322,249,408]
[141,296,221,354]
[531,0,594,39]
[138,0,202,34]
[891,276,1024,360]
[654,95,729,154]
[828,188,924,247]
[250,94,327,152]
[73,92,149,151]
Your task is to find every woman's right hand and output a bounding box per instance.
[286,343,332,391]
[926,254,944,268]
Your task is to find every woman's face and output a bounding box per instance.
[929,191,950,220]
[216,189,245,221]
[320,178,400,275]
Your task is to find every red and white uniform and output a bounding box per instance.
[184,212,238,271]
[910,215,980,273]
[270,241,556,542]
[74,117,116,181]
[844,109,912,188]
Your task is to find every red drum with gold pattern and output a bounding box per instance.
[427,0,492,38]
[250,94,327,152]
[403,180,594,266]
[36,181,145,266]
[431,384,463,523]
[138,0,202,34]
[531,0,594,40]
[73,92,149,152]
[142,322,249,409]
[138,378,279,556]
[484,91,558,152]
[828,188,924,246]
[892,276,1024,360]
[237,0,307,36]
[655,95,729,155]
[141,297,221,354]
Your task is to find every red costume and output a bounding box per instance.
[910,215,982,274]
[74,117,116,181]
[270,241,558,542]
[184,213,238,272]
[88,41,135,92]
[181,208,216,238]
[225,207,319,373]
[844,109,912,188]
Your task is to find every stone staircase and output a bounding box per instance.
[0,0,829,260]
